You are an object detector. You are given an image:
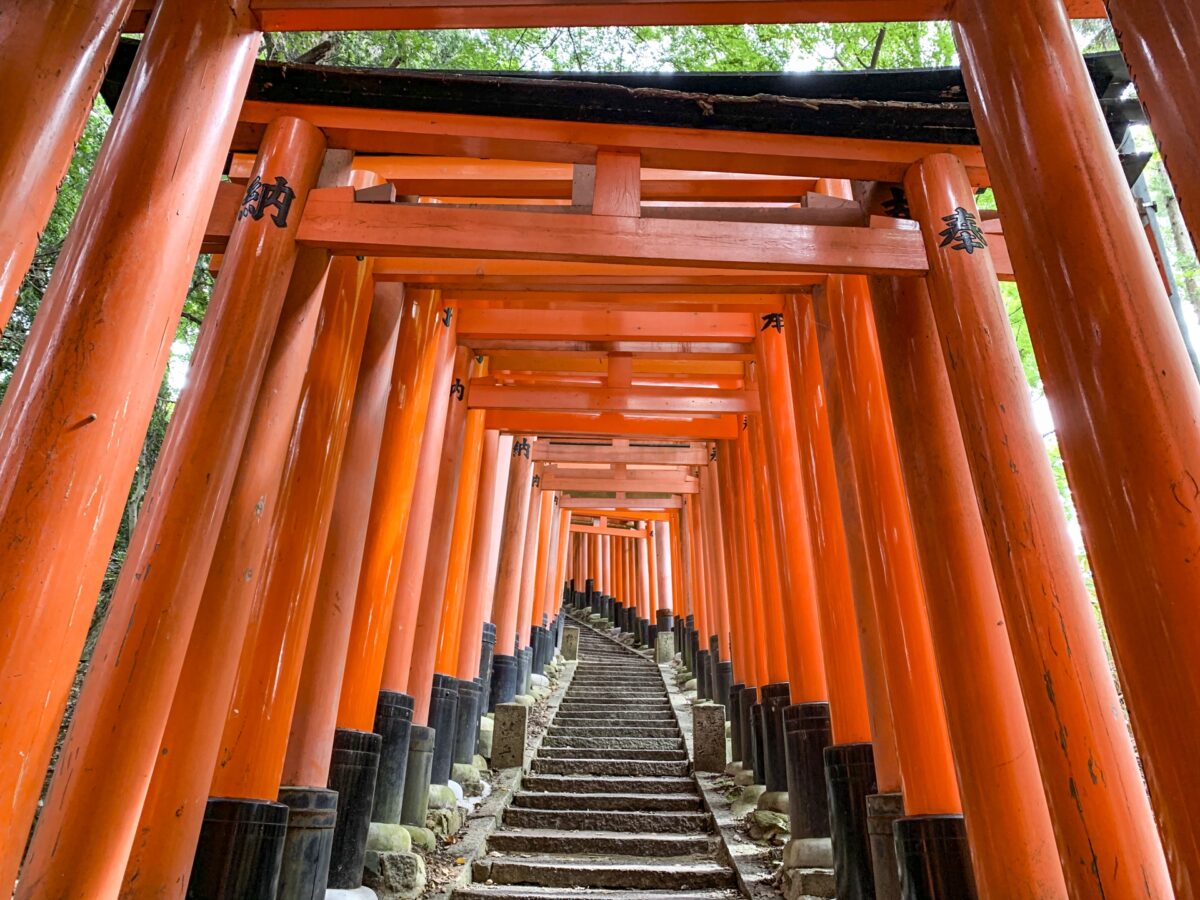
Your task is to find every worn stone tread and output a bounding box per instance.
[454,886,742,898]
[504,807,712,833]
[474,857,736,890]
[513,791,703,811]
[487,828,713,855]
[521,774,698,794]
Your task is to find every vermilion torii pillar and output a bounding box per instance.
[337,290,444,733]
[741,422,790,691]
[1105,1,1200,248]
[17,117,325,900]
[905,152,1173,896]
[0,0,130,330]
[490,436,537,707]
[956,4,1200,891]
[869,274,1065,898]
[0,4,259,889]
[825,274,969,889]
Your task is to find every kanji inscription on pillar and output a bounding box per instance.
[238,175,296,228]
[938,207,988,254]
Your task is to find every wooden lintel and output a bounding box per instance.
[533,443,708,466]
[484,410,739,440]
[560,496,683,511]
[470,382,759,415]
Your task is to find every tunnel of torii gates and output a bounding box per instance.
[3,1,1200,899]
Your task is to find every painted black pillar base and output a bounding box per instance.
[656,608,674,632]
[478,622,496,707]
[584,578,595,610]
[647,622,658,649]
[277,786,338,900]
[688,627,698,673]
[518,646,533,695]
[189,797,288,900]
[453,677,482,766]
[489,653,518,711]
[749,701,768,786]
[783,702,832,839]
[371,690,414,824]
[694,649,711,700]
[825,742,878,900]
[760,682,791,792]
[894,815,978,900]
[613,601,626,631]
[399,725,436,827]
[729,682,746,764]
[707,635,721,699]
[738,686,757,774]
[327,728,382,890]
[868,792,906,900]
[428,674,460,786]
[715,660,734,721]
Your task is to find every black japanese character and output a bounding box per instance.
[239,175,296,228]
[939,207,988,255]
[761,312,784,332]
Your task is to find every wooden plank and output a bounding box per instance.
[533,443,709,465]
[561,497,683,510]
[470,382,759,414]
[457,309,757,342]
[296,200,931,276]
[484,410,739,439]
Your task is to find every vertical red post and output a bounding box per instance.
[870,273,1066,898]
[337,290,444,732]
[0,5,259,886]
[491,436,536,703]
[0,0,131,329]
[18,116,324,900]
[905,151,1172,896]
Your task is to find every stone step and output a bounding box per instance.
[503,807,711,833]
[552,714,674,725]
[561,692,669,701]
[455,884,743,899]
[487,828,712,856]
[536,747,688,761]
[531,758,691,777]
[513,792,703,812]
[547,726,680,738]
[541,736,684,751]
[521,774,698,795]
[472,857,736,891]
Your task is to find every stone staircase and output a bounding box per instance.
[455,625,741,898]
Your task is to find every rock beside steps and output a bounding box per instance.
[454,625,741,899]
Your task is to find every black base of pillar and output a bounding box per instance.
[729,682,746,764]
[614,601,626,631]
[868,792,906,900]
[738,686,757,773]
[715,660,734,720]
[518,646,533,695]
[371,690,414,823]
[760,682,791,792]
[327,728,382,890]
[688,627,698,673]
[647,622,658,649]
[189,797,288,900]
[277,786,338,900]
[453,677,482,766]
[694,649,711,700]
[825,742,878,900]
[707,635,720,698]
[656,609,674,632]
[749,702,768,785]
[428,674,460,786]
[894,815,978,900]
[489,653,518,711]
[399,725,436,826]
[478,623,497,707]
[783,702,833,839]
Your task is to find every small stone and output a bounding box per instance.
[426,783,456,810]
[425,805,464,839]
[757,790,789,814]
[530,673,549,688]
[724,762,744,777]
[513,694,535,707]
[492,701,529,769]
[734,768,757,787]
[693,703,727,773]
[472,753,489,772]
[401,825,437,852]
[452,762,484,796]
[475,716,494,758]
[748,808,791,843]
[684,678,697,691]
[531,686,551,700]
[363,849,426,900]
[784,836,835,870]
[366,822,412,854]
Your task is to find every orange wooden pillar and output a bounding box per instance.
[490,436,536,707]
[16,117,324,900]
[905,152,1172,896]
[336,290,444,733]
[280,284,406,795]
[439,425,496,683]
[403,350,480,793]
[655,519,675,619]
[0,6,259,888]
[515,485,548,679]
[457,432,512,683]
[716,442,755,690]
[741,422,789,692]
[698,462,732,711]
[522,487,553,669]
[374,318,459,701]
[956,6,1198,892]
[1106,0,1200,248]
[825,274,968,894]
[0,0,129,329]
[870,273,1065,898]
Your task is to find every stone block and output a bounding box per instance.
[452,762,484,796]
[401,825,436,852]
[748,809,790,843]
[783,837,834,869]
[363,849,426,900]
[476,716,494,758]
[758,790,789,813]
[427,784,456,810]
[513,693,535,707]
[367,822,412,854]
[561,626,580,660]
[655,631,675,663]
[425,805,464,839]
[492,702,528,769]
[693,703,727,773]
